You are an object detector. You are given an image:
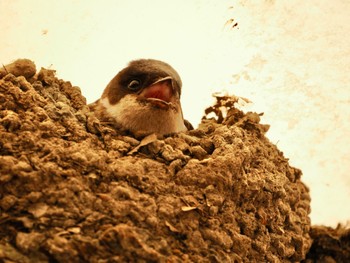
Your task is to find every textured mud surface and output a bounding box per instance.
[0,59,340,262]
[304,224,350,263]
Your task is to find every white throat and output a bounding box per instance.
[101,95,187,136]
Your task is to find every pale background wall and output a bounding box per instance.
[1,0,349,227]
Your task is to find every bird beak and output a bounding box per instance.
[139,76,176,105]
[151,76,173,86]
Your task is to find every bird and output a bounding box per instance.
[90,59,193,138]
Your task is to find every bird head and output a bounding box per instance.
[96,59,190,137]
[102,59,182,109]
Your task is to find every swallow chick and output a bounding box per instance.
[90,59,193,137]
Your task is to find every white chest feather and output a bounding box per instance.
[100,95,186,136]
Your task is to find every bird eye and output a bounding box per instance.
[127,80,141,90]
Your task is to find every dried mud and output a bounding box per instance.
[304,224,350,262]
[0,59,346,262]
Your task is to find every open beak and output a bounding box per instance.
[140,76,176,106]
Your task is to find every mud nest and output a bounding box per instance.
[0,59,339,262]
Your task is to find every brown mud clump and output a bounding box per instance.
[0,59,315,262]
[304,224,350,262]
